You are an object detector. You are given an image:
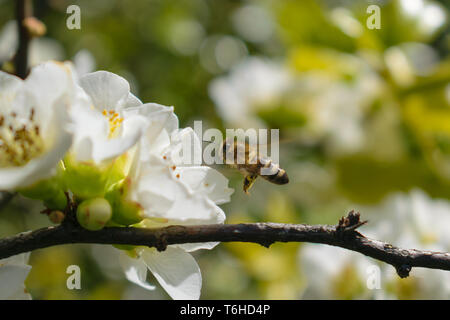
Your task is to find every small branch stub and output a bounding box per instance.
[336,210,368,233]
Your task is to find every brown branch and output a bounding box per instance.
[0,210,449,278]
[14,0,32,79]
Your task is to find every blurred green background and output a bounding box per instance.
[0,0,449,299]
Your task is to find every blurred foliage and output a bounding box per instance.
[0,0,449,299]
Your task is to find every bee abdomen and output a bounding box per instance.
[259,158,289,185]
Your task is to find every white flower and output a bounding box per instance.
[399,0,447,35]
[298,55,384,156]
[126,103,233,223]
[299,244,380,299]
[361,189,450,299]
[117,103,233,299]
[0,252,32,300]
[363,189,450,252]
[209,57,292,128]
[0,61,74,190]
[70,71,148,163]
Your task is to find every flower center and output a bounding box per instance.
[102,109,124,139]
[0,108,45,167]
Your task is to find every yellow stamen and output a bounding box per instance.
[0,109,45,167]
[102,109,124,139]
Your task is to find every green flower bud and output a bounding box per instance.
[76,198,112,231]
[19,178,67,210]
[105,179,144,226]
[113,200,144,226]
[63,153,131,200]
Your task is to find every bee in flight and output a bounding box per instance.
[221,138,289,194]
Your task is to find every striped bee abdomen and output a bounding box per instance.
[259,157,289,185]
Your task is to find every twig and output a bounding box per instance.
[14,0,32,79]
[0,210,449,278]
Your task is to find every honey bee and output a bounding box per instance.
[222,138,289,194]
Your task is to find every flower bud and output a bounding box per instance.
[23,17,46,38]
[76,198,112,231]
[63,154,130,200]
[64,161,110,200]
[19,178,67,210]
[105,180,144,226]
[48,210,65,224]
[112,200,144,226]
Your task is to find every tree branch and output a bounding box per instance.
[0,211,449,278]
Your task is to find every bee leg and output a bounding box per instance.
[243,174,258,194]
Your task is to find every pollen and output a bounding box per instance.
[102,109,124,138]
[0,109,45,167]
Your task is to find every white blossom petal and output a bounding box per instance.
[0,71,22,111]
[124,93,143,108]
[175,242,220,253]
[141,247,202,300]
[136,165,225,223]
[91,114,148,163]
[22,61,74,132]
[119,251,156,290]
[0,265,31,299]
[176,166,234,205]
[0,253,32,300]
[79,71,130,111]
[124,103,179,162]
[169,128,202,166]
